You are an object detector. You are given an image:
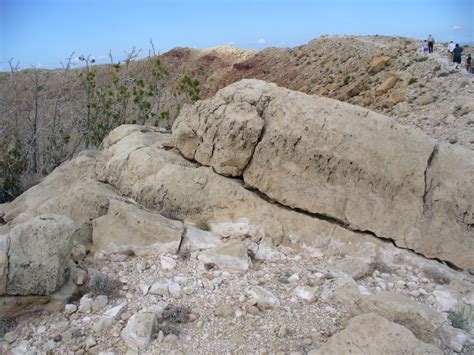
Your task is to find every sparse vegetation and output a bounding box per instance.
[154,305,192,336]
[89,273,122,297]
[448,305,473,331]
[343,75,353,86]
[408,77,417,85]
[162,305,191,323]
[0,316,17,337]
[177,75,201,102]
[414,56,428,62]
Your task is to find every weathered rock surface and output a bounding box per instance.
[120,310,157,350]
[2,151,119,244]
[5,214,77,295]
[172,79,474,269]
[173,100,264,176]
[92,199,183,255]
[197,241,251,272]
[355,291,445,341]
[94,125,355,251]
[310,313,442,355]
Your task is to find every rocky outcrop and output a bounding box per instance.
[310,313,442,355]
[172,79,474,269]
[95,125,349,249]
[355,291,445,342]
[2,151,120,244]
[92,199,183,256]
[2,214,77,296]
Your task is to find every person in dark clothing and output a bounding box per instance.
[466,54,472,73]
[427,34,435,53]
[452,44,463,68]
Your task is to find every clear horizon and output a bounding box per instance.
[1,0,473,71]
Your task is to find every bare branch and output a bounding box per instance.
[149,38,157,57]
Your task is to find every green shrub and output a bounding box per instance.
[0,316,17,337]
[448,305,473,331]
[414,56,428,62]
[89,273,121,297]
[408,78,417,85]
[162,305,191,323]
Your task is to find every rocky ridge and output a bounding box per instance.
[0,80,473,354]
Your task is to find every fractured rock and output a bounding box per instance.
[172,79,474,269]
[246,285,280,310]
[309,313,442,354]
[355,291,445,342]
[93,200,183,256]
[181,225,222,251]
[198,241,251,272]
[7,215,77,295]
[121,310,157,350]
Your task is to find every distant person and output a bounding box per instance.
[447,41,456,61]
[427,34,435,53]
[452,44,463,68]
[422,40,429,54]
[466,54,472,73]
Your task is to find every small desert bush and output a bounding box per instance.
[162,305,191,324]
[415,56,428,62]
[154,305,192,336]
[408,77,417,85]
[89,273,121,297]
[0,316,17,337]
[448,305,473,331]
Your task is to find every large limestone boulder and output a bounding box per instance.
[171,79,474,269]
[310,313,442,355]
[94,125,347,250]
[5,214,77,295]
[173,97,265,176]
[2,151,119,244]
[92,199,183,256]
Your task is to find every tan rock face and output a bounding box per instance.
[2,151,119,244]
[355,291,445,342]
[172,79,474,269]
[310,313,442,355]
[7,215,77,296]
[95,124,345,249]
[92,200,183,256]
[173,100,265,177]
[197,241,251,272]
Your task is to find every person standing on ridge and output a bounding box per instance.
[422,40,429,54]
[447,41,456,61]
[466,54,472,73]
[452,44,463,69]
[427,34,435,53]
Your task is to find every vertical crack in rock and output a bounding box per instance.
[422,144,439,212]
[240,95,273,176]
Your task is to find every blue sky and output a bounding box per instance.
[1,0,473,70]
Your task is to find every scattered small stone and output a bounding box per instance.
[85,335,97,349]
[79,294,94,313]
[92,295,109,312]
[168,281,182,298]
[215,304,234,318]
[65,303,78,314]
[53,334,62,342]
[161,256,177,270]
[3,331,18,344]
